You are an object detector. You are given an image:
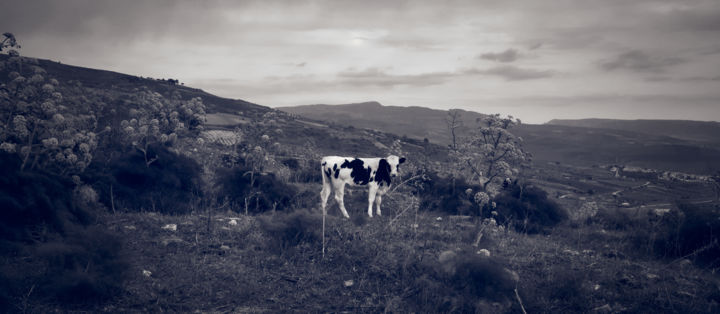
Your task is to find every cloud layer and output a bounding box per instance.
[1,0,718,123]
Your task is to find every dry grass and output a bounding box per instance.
[62,204,718,313]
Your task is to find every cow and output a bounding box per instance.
[320,155,406,218]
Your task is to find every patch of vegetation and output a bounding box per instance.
[417,172,482,215]
[492,182,567,233]
[85,144,202,214]
[412,250,517,312]
[258,211,322,254]
[0,152,127,311]
[216,164,299,214]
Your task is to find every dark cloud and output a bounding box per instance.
[655,3,720,32]
[478,48,520,62]
[463,66,556,81]
[600,50,685,73]
[528,43,543,50]
[683,76,720,82]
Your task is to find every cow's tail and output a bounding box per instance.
[320,160,328,186]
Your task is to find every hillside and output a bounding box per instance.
[280,102,720,174]
[0,54,267,115]
[279,101,486,144]
[547,118,720,145]
[3,51,720,313]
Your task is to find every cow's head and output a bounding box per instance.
[385,155,406,178]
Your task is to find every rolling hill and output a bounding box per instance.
[547,118,720,145]
[279,102,720,174]
[278,101,486,145]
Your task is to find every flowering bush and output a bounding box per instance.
[118,88,206,166]
[0,50,99,174]
[454,114,529,195]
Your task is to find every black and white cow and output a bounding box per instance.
[320,155,406,218]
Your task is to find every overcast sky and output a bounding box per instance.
[2,0,719,123]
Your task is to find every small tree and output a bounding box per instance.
[455,114,529,196]
[445,109,463,151]
[0,32,20,55]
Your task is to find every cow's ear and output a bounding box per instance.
[399,157,406,164]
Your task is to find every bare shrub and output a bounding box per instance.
[258,211,322,254]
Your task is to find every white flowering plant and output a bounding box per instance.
[453,114,530,196]
[0,46,100,174]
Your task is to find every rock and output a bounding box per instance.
[160,236,185,246]
[438,250,457,264]
[592,304,612,313]
[678,259,693,268]
[162,224,177,231]
[505,269,520,282]
[438,250,457,275]
[448,215,472,222]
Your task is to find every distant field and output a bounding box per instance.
[206,113,250,126]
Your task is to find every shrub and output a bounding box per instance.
[0,152,75,242]
[86,144,202,214]
[410,250,516,312]
[0,152,128,309]
[258,211,321,254]
[35,226,128,304]
[217,166,299,214]
[653,203,720,265]
[492,182,567,233]
[417,172,482,215]
[283,158,322,183]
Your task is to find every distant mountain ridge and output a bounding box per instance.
[547,118,720,145]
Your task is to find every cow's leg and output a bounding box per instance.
[333,182,350,218]
[320,180,332,215]
[376,187,389,216]
[375,194,383,217]
[367,184,378,218]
